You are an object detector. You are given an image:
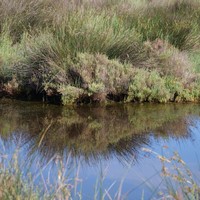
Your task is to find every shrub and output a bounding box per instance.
[69,53,134,96]
[143,39,195,83]
[165,76,200,102]
[127,69,171,103]
[58,85,84,105]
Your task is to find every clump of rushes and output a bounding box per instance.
[0,0,200,105]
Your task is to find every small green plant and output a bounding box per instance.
[127,69,170,103]
[59,85,84,105]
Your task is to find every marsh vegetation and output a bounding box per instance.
[0,0,200,104]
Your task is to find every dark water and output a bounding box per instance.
[0,100,200,199]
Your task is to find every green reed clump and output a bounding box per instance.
[49,9,145,65]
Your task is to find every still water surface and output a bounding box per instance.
[0,100,200,199]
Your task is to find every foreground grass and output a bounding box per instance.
[0,0,200,105]
[0,147,199,200]
[0,148,71,200]
[142,148,200,200]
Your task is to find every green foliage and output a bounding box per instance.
[190,52,200,72]
[0,28,25,79]
[71,53,133,94]
[127,69,170,103]
[88,82,105,95]
[165,76,200,102]
[59,85,84,105]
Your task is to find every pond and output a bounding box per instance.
[0,100,200,199]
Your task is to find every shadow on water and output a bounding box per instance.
[0,100,199,166]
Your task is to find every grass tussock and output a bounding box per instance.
[0,0,200,105]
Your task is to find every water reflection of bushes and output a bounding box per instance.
[0,101,199,163]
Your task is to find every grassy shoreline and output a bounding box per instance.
[0,0,200,105]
